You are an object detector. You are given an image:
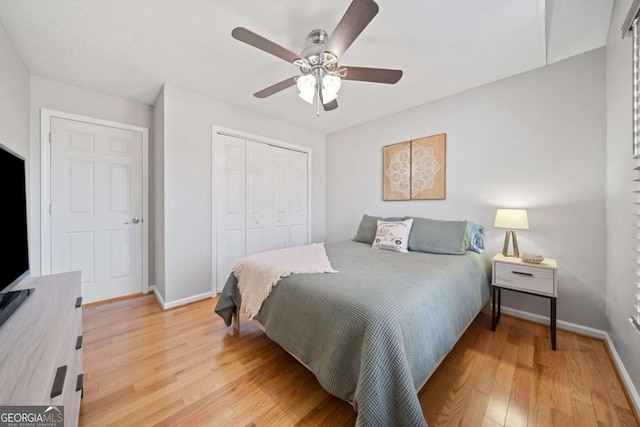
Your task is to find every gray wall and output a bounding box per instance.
[157,84,326,304]
[326,48,607,330]
[606,0,640,403]
[29,76,153,276]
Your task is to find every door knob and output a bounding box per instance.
[125,218,141,224]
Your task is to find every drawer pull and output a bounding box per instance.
[76,373,83,392]
[51,365,67,398]
[76,335,83,350]
[512,271,533,277]
[75,297,82,308]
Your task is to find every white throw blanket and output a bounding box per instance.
[233,243,337,319]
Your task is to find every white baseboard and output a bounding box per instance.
[149,285,165,310]
[501,306,640,416]
[500,306,607,339]
[605,333,640,417]
[148,285,211,311]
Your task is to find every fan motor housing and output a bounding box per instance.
[301,29,329,66]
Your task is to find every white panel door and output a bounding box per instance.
[288,150,308,247]
[245,141,272,255]
[215,134,246,292]
[270,146,290,250]
[50,117,143,303]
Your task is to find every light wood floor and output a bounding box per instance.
[79,294,638,426]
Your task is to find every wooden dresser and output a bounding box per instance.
[0,271,83,426]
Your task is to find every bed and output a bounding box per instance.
[215,239,491,426]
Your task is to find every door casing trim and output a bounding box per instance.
[40,108,149,295]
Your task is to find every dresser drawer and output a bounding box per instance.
[494,262,555,295]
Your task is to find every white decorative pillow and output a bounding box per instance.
[372,218,414,253]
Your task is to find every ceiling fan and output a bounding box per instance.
[232,0,403,115]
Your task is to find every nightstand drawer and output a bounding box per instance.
[494,262,555,295]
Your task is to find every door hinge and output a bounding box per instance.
[49,204,52,214]
[48,132,52,143]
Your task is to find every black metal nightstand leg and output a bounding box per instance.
[491,286,496,331]
[551,297,557,351]
[491,286,501,331]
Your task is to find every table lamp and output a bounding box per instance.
[494,209,529,257]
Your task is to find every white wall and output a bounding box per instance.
[0,19,30,268]
[153,87,165,299]
[159,84,326,304]
[606,0,640,402]
[326,48,607,330]
[0,20,29,158]
[29,76,153,276]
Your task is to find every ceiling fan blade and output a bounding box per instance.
[342,66,403,84]
[254,77,298,98]
[232,27,300,64]
[324,0,379,58]
[323,99,339,111]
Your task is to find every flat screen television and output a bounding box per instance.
[0,143,33,329]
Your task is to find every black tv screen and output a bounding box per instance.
[0,144,29,293]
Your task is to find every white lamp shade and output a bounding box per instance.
[494,209,529,230]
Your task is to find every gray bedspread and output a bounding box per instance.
[215,240,491,426]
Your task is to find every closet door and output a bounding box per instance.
[270,146,290,250]
[289,150,308,247]
[215,134,245,289]
[245,141,272,255]
[214,134,310,293]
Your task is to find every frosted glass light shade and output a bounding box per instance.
[322,75,342,94]
[321,75,341,103]
[322,90,338,103]
[298,91,314,104]
[494,209,529,230]
[296,75,316,104]
[297,75,315,93]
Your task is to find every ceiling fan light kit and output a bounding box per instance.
[232,0,403,115]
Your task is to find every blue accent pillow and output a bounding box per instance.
[466,221,485,253]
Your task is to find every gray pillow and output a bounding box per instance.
[353,214,404,244]
[405,217,468,255]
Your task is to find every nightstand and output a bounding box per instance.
[491,253,558,350]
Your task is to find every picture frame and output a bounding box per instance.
[383,133,446,201]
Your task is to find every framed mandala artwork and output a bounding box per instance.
[382,133,446,201]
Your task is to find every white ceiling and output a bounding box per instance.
[0,0,613,134]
